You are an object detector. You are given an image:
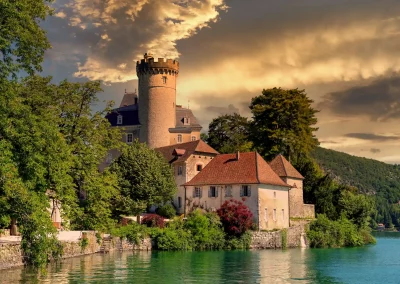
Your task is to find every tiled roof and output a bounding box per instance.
[155,140,219,164]
[120,92,137,107]
[183,152,290,187]
[173,107,202,130]
[269,154,304,179]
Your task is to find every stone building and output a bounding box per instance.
[183,152,291,230]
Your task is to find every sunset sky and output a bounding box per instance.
[42,0,400,163]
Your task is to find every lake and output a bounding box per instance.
[2,232,400,283]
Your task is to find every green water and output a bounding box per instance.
[2,232,400,283]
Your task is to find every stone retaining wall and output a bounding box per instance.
[0,242,23,270]
[0,229,10,237]
[250,224,309,249]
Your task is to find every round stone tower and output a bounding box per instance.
[136,53,179,148]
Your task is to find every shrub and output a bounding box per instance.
[111,223,148,244]
[225,231,252,250]
[156,204,176,219]
[184,210,225,250]
[217,200,253,237]
[141,214,165,228]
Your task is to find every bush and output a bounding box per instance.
[156,204,176,219]
[141,214,165,228]
[150,217,193,250]
[217,200,253,237]
[225,231,252,250]
[184,210,225,250]
[307,214,375,248]
[111,223,148,244]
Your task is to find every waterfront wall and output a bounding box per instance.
[250,224,308,249]
[0,242,23,270]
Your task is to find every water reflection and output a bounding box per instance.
[2,235,399,284]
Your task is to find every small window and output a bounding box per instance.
[225,185,232,197]
[273,209,277,221]
[178,197,182,208]
[274,191,276,199]
[178,166,183,175]
[126,133,133,143]
[191,136,196,141]
[183,117,190,125]
[241,185,251,197]
[117,115,123,125]
[196,164,203,172]
[177,134,182,143]
[162,76,167,84]
[193,187,202,198]
[264,208,268,222]
[282,209,285,221]
[209,186,218,197]
[106,152,113,164]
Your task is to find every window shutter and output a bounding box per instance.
[200,188,202,198]
[193,188,196,198]
[208,187,212,197]
[248,186,251,197]
[215,187,219,197]
[240,186,244,197]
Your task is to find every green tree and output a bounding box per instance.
[0,0,53,79]
[207,113,252,153]
[110,140,177,217]
[250,88,319,161]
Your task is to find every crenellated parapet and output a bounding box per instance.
[136,53,179,76]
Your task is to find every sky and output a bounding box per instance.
[41,0,400,163]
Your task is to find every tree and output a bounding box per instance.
[207,113,253,153]
[0,0,53,79]
[217,200,253,237]
[110,140,177,216]
[250,88,319,161]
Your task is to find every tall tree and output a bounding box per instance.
[207,113,253,153]
[250,88,319,161]
[110,140,177,217]
[0,0,52,79]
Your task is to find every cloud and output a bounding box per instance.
[319,75,400,121]
[370,148,381,154]
[205,104,240,115]
[344,132,400,141]
[52,0,228,82]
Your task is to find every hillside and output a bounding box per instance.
[311,147,400,226]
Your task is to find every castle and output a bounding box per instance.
[105,54,314,230]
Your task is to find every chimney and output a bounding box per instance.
[236,151,240,161]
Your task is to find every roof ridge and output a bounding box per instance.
[280,155,288,177]
[255,152,260,183]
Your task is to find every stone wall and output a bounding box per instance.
[303,204,315,219]
[0,242,23,270]
[62,232,100,258]
[0,229,10,237]
[250,224,308,249]
[115,238,152,251]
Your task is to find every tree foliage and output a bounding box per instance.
[217,200,253,237]
[0,0,53,79]
[250,88,319,161]
[207,113,253,153]
[110,140,177,216]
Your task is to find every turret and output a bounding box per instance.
[137,53,179,148]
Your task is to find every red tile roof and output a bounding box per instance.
[156,140,219,164]
[269,154,304,179]
[183,152,290,187]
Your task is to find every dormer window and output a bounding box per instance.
[183,117,190,125]
[117,115,123,125]
[162,76,167,84]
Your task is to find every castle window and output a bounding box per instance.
[240,185,251,197]
[196,164,203,172]
[177,134,182,143]
[209,186,218,197]
[264,208,268,222]
[282,209,285,221]
[191,136,196,141]
[273,209,277,221]
[225,185,232,197]
[193,187,202,198]
[126,133,133,143]
[162,76,167,84]
[177,166,183,176]
[117,115,123,125]
[273,191,276,199]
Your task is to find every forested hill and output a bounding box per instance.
[312,147,400,196]
[312,147,400,227]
